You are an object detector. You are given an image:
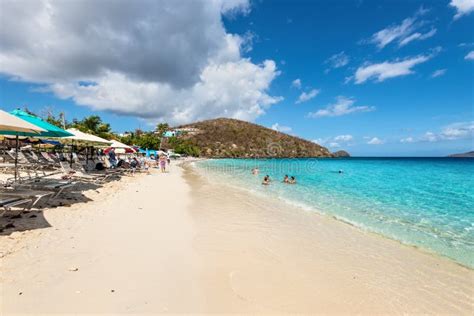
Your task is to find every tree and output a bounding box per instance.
[155,123,169,136]
[71,115,114,139]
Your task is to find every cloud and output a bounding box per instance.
[354,53,433,84]
[399,28,436,47]
[291,78,302,89]
[367,137,384,145]
[308,96,375,118]
[431,69,447,78]
[440,121,474,140]
[325,52,349,72]
[421,132,439,142]
[334,134,353,142]
[450,0,474,19]
[0,0,283,125]
[400,137,415,143]
[465,50,474,60]
[402,121,473,143]
[271,123,292,133]
[314,134,353,147]
[368,8,435,49]
[296,89,320,104]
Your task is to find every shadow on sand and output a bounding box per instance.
[0,182,102,236]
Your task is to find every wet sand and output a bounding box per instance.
[0,163,473,314]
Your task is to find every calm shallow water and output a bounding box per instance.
[196,158,474,268]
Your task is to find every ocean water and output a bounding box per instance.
[195,158,474,268]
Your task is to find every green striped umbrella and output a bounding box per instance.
[2,110,73,137]
[1,110,73,181]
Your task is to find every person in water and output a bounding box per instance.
[283,175,289,183]
[262,175,271,185]
[252,167,259,175]
[289,176,296,184]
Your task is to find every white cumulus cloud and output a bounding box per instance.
[367,137,384,145]
[450,0,474,19]
[334,134,353,142]
[399,28,436,47]
[291,78,302,89]
[403,121,473,143]
[0,0,282,125]
[354,53,434,84]
[296,89,320,104]
[271,123,292,133]
[368,8,436,49]
[431,69,447,78]
[465,50,474,60]
[308,96,375,118]
[324,52,349,72]
[400,137,415,143]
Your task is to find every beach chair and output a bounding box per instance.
[60,161,111,183]
[0,197,33,216]
[16,178,76,198]
[0,188,54,216]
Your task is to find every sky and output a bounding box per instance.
[0,0,473,156]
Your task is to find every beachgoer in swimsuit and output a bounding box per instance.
[262,175,271,185]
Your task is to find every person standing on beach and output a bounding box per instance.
[108,148,117,168]
[159,155,167,173]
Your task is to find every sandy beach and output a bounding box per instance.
[1,162,473,314]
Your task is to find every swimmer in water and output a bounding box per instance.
[283,175,289,183]
[289,176,296,184]
[262,175,271,185]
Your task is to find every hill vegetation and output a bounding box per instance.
[174,118,332,158]
[19,108,334,158]
[448,151,474,158]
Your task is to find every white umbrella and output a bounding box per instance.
[107,140,136,154]
[63,128,112,146]
[62,128,112,166]
[0,109,46,134]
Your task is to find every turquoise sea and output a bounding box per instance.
[196,158,474,268]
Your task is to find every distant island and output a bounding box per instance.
[332,150,351,158]
[448,151,474,158]
[168,118,333,158]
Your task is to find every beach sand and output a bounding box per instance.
[1,163,473,314]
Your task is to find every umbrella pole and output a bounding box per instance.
[14,134,19,181]
[86,146,89,167]
[70,140,73,167]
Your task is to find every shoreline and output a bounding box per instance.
[192,158,474,270]
[1,162,473,313]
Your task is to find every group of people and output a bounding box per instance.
[107,147,170,173]
[252,168,296,186]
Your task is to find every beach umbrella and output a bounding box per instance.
[0,109,47,134]
[104,140,136,154]
[61,128,112,165]
[2,109,73,181]
[62,128,112,146]
[5,109,73,138]
[1,110,46,181]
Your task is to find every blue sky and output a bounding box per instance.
[0,0,473,156]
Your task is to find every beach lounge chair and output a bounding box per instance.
[0,197,33,216]
[16,179,76,198]
[0,188,54,216]
[60,161,111,183]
